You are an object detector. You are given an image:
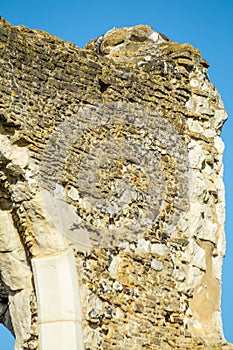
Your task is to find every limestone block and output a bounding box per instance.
[9,288,32,350]
[10,145,30,169]
[189,202,204,233]
[212,224,226,282]
[0,252,31,291]
[212,248,224,282]
[203,127,216,138]
[214,136,225,155]
[136,238,150,252]
[196,219,218,243]
[39,322,83,350]
[212,108,227,131]
[0,211,21,252]
[186,265,203,290]
[67,186,80,201]
[192,95,213,115]
[32,250,83,350]
[151,243,166,256]
[190,240,206,270]
[0,134,12,160]
[190,170,207,202]
[188,141,205,169]
[0,135,29,173]
[187,119,204,134]
[190,77,200,88]
[108,256,121,278]
[25,191,68,253]
[151,260,163,271]
[174,265,186,282]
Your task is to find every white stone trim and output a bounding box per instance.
[32,250,83,350]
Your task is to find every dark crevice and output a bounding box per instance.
[12,137,31,147]
[99,79,111,93]
[113,39,125,46]
[128,97,135,102]
[129,34,147,42]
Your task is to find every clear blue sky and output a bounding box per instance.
[1,0,233,347]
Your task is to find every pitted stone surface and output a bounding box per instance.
[0,17,232,350]
[39,103,189,248]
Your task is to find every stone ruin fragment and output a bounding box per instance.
[0,17,232,350]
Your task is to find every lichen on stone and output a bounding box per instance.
[0,17,231,349]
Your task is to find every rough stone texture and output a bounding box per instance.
[0,17,232,349]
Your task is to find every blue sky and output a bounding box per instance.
[1,0,233,347]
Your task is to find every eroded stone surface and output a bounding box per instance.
[0,17,232,349]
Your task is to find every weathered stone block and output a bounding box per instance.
[0,17,231,350]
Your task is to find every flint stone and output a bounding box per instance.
[151,260,163,271]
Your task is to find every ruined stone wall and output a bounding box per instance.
[0,18,232,349]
